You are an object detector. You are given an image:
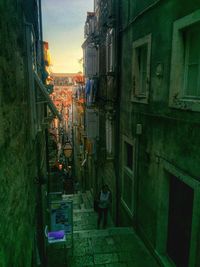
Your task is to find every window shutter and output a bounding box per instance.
[134,49,140,96]
[86,108,99,139]
[106,119,112,154]
[184,27,200,97]
[110,30,114,72]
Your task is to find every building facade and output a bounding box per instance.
[72,76,86,190]
[83,1,200,266]
[118,1,200,267]
[82,0,118,223]
[49,73,82,145]
[49,73,86,191]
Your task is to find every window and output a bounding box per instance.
[106,29,114,73]
[85,46,98,77]
[121,137,135,215]
[106,117,114,156]
[183,25,200,98]
[132,34,151,103]
[85,108,99,139]
[84,22,89,37]
[169,10,200,111]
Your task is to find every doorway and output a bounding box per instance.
[167,175,194,267]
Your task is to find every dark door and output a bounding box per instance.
[167,175,194,267]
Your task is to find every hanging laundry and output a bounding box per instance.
[85,79,91,96]
[90,79,94,104]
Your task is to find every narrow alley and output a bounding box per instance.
[1,1,200,267]
[47,190,159,267]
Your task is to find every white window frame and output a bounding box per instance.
[131,34,151,104]
[169,9,200,112]
[121,136,135,216]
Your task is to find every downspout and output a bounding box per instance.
[114,0,122,226]
[38,0,45,74]
[38,0,50,193]
[38,1,48,266]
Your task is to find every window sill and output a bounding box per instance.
[106,155,115,161]
[169,97,200,112]
[131,95,149,104]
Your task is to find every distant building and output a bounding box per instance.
[81,0,117,219]
[82,1,200,267]
[50,73,84,143]
[82,12,99,78]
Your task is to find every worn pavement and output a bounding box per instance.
[62,191,160,267]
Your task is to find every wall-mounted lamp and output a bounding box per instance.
[63,142,73,158]
[155,63,164,78]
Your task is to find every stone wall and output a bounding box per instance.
[0,1,47,266]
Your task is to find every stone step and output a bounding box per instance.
[73,208,94,213]
[73,228,110,238]
[81,194,92,209]
[61,192,93,210]
[108,227,134,235]
[62,194,82,204]
[86,189,93,201]
[66,191,160,267]
[80,203,85,209]
[73,227,134,239]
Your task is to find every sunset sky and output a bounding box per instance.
[42,0,93,73]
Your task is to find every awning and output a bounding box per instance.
[34,72,62,121]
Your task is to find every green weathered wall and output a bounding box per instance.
[119,0,200,262]
[0,1,46,266]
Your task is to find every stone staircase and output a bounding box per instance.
[65,191,160,267]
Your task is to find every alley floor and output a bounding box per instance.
[48,191,160,267]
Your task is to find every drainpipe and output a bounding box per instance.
[38,1,48,266]
[114,0,122,226]
[38,0,50,195]
[45,129,50,194]
[38,0,45,75]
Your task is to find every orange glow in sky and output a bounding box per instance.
[42,0,93,73]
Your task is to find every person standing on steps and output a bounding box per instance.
[97,184,112,229]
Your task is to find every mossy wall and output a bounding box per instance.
[0,1,47,266]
